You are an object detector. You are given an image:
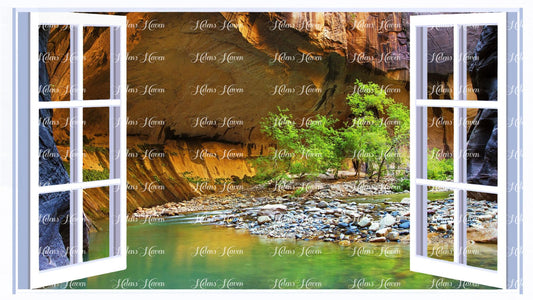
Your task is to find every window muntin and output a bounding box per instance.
[410,13,507,288]
[30,12,127,289]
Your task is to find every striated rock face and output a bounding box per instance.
[467,26,498,200]
[117,12,410,146]
[44,12,413,216]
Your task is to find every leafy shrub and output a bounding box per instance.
[181,171,208,184]
[83,168,109,182]
[293,187,307,197]
[427,149,454,180]
[392,179,410,192]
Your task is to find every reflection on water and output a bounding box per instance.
[66,210,497,289]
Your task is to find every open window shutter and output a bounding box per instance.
[19,12,127,289]
[409,12,520,289]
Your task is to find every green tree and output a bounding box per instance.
[253,80,410,182]
[257,108,341,179]
[343,80,409,181]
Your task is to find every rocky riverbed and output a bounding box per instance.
[131,179,498,245]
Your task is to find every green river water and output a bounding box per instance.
[62,192,497,290]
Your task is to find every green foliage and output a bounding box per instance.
[83,168,109,182]
[392,179,410,192]
[65,159,111,181]
[152,175,163,185]
[252,80,410,182]
[83,146,109,154]
[214,177,230,185]
[293,187,307,197]
[250,155,291,183]
[427,149,454,181]
[256,108,342,179]
[343,80,410,180]
[181,171,208,184]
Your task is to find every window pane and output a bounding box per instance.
[426,186,455,262]
[40,24,71,102]
[39,191,71,270]
[427,107,454,181]
[83,107,110,182]
[83,186,111,262]
[466,26,498,101]
[466,108,497,186]
[466,192,498,270]
[39,108,71,186]
[83,26,111,100]
[427,26,453,100]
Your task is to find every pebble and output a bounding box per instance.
[437,224,447,232]
[131,179,498,246]
[257,216,271,224]
[376,228,391,237]
[317,201,328,208]
[386,231,400,241]
[357,217,372,228]
[380,214,396,227]
[399,221,410,229]
[369,237,387,243]
[368,222,380,231]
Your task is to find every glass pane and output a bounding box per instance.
[466,108,497,186]
[39,108,71,186]
[466,25,498,101]
[83,186,111,262]
[40,24,71,102]
[39,191,71,270]
[83,26,111,100]
[83,107,110,182]
[466,192,498,270]
[427,107,454,181]
[427,26,454,100]
[426,186,454,262]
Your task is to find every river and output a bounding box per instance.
[63,196,497,290]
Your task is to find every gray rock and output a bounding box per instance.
[257,216,272,224]
[368,222,380,231]
[466,25,498,198]
[386,231,400,241]
[357,217,372,227]
[376,228,391,237]
[380,214,396,227]
[400,198,410,204]
[317,201,328,208]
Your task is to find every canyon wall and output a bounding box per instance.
[44,12,415,217]
[42,12,494,216]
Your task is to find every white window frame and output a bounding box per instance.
[410,12,519,289]
[21,12,127,289]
